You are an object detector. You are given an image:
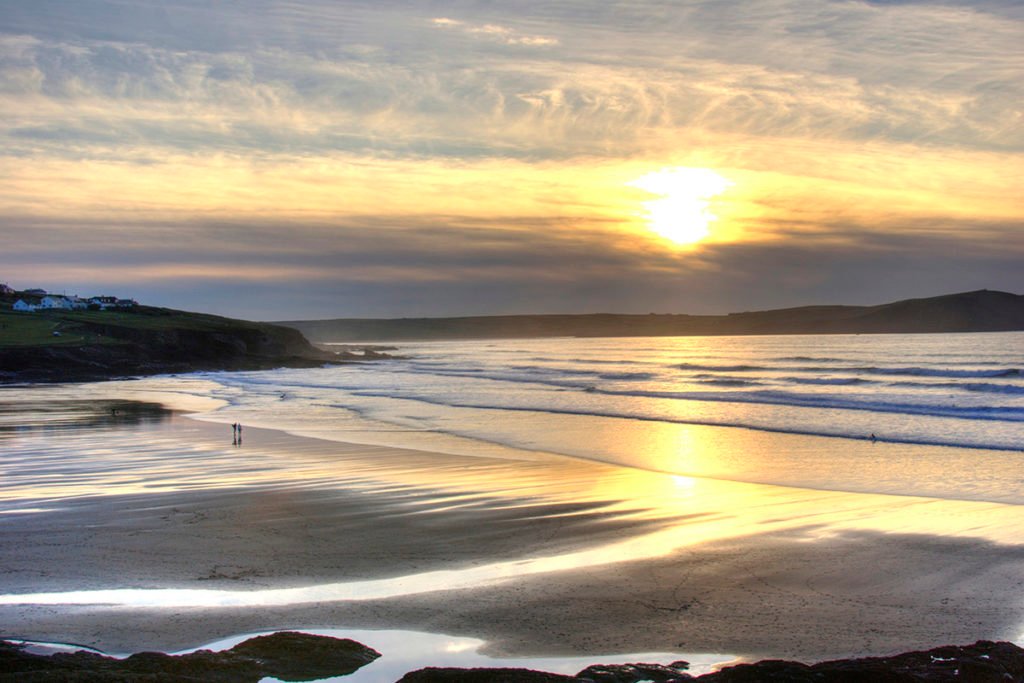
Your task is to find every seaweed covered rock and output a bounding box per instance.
[576,661,692,682]
[397,667,580,683]
[396,641,1024,683]
[0,631,380,682]
[701,640,1024,682]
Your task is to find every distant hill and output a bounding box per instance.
[280,290,1024,342]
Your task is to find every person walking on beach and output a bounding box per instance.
[236,423,243,445]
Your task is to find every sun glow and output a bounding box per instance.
[629,167,734,245]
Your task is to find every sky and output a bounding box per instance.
[0,0,1021,320]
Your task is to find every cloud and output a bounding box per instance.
[430,16,559,47]
[2,0,1021,170]
[2,202,1020,319]
[0,0,1021,317]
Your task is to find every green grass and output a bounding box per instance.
[0,304,272,349]
[0,309,98,346]
[61,307,266,332]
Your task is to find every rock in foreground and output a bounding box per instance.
[398,668,579,683]
[398,640,1024,683]
[0,631,380,682]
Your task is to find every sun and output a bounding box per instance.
[628,167,734,245]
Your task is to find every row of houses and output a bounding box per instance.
[11,293,138,313]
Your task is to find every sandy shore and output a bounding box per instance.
[2,395,1024,664]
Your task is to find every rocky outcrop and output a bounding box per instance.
[576,661,692,682]
[0,631,380,682]
[699,640,1024,682]
[398,640,1024,683]
[398,668,580,683]
[6,635,1024,682]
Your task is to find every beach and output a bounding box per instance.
[3,369,1024,675]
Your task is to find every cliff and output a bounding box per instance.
[0,305,344,384]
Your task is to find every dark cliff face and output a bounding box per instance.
[72,318,319,360]
[0,308,337,384]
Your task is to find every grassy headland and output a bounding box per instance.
[0,296,346,384]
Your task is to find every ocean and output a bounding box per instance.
[185,331,1024,503]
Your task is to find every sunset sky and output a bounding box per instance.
[1,0,1021,319]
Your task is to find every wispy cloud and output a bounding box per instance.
[431,17,559,47]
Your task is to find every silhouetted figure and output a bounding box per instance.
[236,423,242,445]
[870,433,877,442]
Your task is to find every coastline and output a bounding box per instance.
[2,386,1024,669]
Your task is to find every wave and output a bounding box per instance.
[889,381,1024,396]
[853,366,1020,379]
[576,387,1024,423]
[679,362,1021,379]
[508,365,597,377]
[597,372,658,381]
[679,363,764,372]
[214,365,1024,421]
[343,389,1024,453]
[780,376,871,386]
[328,372,1024,425]
[696,379,763,387]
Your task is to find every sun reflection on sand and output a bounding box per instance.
[3,451,1023,610]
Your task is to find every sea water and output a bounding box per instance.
[184,331,1024,503]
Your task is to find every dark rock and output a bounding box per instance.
[0,631,380,682]
[576,661,693,682]
[397,641,1024,683]
[699,640,1024,682]
[6,637,1024,683]
[696,659,816,682]
[397,667,580,683]
[229,631,381,680]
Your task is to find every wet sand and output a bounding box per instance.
[2,395,1024,663]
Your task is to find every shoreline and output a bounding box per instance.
[2,390,1024,666]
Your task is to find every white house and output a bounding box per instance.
[40,296,74,310]
[13,299,36,312]
[90,296,117,310]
